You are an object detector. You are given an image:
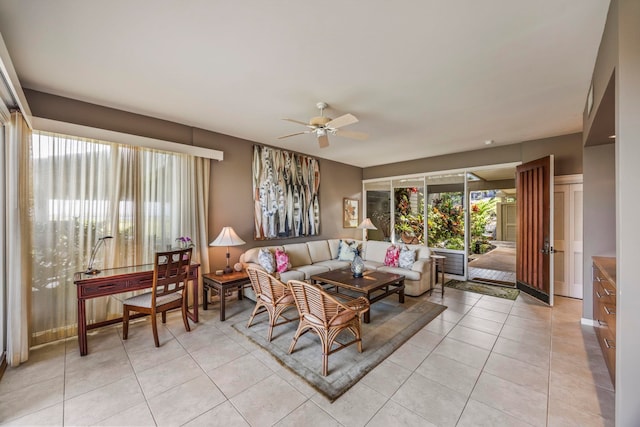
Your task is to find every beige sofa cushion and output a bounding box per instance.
[362,240,394,264]
[307,240,332,263]
[284,243,312,267]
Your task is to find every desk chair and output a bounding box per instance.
[122,248,192,347]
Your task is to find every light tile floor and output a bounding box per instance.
[0,286,615,426]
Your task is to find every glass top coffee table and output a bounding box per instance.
[310,269,405,323]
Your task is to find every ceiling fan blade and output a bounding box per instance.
[326,113,358,129]
[317,134,330,148]
[282,118,311,127]
[277,131,308,139]
[335,129,369,140]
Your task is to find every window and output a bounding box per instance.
[30,131,204,344]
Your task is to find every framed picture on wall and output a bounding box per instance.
[343,198,358,228]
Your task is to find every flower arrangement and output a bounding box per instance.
[176,236,194,248]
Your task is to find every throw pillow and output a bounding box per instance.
[275,248,291,273]
[258,248,276,274]
[338,239,359,261]
[399,246,416,269]
[384,245,400,267]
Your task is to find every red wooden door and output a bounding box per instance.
[516,156,554,305]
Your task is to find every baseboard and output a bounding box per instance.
[581,318,597,327]
[0,352,7,381]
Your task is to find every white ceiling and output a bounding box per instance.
[0,1,609,168]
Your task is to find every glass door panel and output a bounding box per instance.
[392,178,425,244]
[364,181,391,241]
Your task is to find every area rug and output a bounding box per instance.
[445,280,520,300]
[231,296,446,402]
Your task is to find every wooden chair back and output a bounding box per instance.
[152,248,192,304]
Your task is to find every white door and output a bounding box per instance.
[553,178,583,298]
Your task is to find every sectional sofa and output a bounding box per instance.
[239,239,433,296]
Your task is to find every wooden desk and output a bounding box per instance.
[73,263,200,356]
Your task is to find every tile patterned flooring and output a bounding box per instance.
[0,286,615,426]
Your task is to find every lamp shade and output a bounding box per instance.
[209,226,246,247]
[357,218,377,230]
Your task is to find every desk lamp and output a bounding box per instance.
[85,236,113,275]
[210,226,246,274]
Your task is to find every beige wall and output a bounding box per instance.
[24,90,364,269]
[363,133,582,180]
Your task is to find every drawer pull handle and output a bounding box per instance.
[604,306,616,316]
[603,288,614,296]
[597,319,608,327]
[595,276,602,282]
[595,291,602,299]
[604,338,616,349]
[98,284,117,290]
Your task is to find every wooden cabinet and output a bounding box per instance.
[592,256,616,387]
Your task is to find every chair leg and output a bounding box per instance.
[181,303,191,332]
[151,313,160,347]
[161,311,167,324]
[247,301,261,328]
[122,306,130,340]
[288,321,308,354]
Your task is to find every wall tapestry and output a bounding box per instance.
[253,145,320,240]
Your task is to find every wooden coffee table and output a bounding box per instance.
[310,269,405,323]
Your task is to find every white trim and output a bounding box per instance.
[581,317,597,326]
[362,161,522,184]
[0,34,32,128]
[31,117,224,161]
[554,174,583,185]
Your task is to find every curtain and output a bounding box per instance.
[29,131,210,346]
[5,111,32,366]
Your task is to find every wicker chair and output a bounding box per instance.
[246,267,298,341]
[122,248,192,347]
[287,279,370,376]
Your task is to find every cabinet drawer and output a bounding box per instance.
[598,326,616,386]
[594,276,616,306]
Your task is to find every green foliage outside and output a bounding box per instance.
[470,197,497,254]
[394,188,424,244]
[427,192,465,250]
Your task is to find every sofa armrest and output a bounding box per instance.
[411,258,429,274]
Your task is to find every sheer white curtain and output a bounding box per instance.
[29,131,210,346]
[5,111,32,366]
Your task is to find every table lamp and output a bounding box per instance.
[358,218,377,241]
[210,226,246,274]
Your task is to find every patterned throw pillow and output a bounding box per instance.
[384,245,400,267]
[399,246,416,269]
[258,248,276,274]
[337,240,359,261]
[275,248,291,273]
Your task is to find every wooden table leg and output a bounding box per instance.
[187,278,199,323]
[218,284,226,321]
[203,284,209,310]
[78,298,88,356]
[399,280,405,303]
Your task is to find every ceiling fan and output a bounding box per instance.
[278,102,368,148]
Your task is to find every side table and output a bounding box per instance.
[202,271,250,321]
[430,254,446,297]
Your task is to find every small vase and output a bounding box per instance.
[351,255,364,278]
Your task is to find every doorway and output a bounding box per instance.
[466,167,518,287]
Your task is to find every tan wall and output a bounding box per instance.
[363,133,582,180]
